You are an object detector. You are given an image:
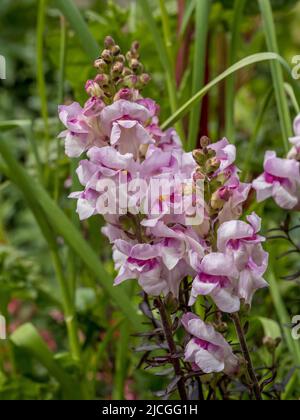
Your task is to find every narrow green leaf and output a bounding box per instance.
[37,0,50,143]
[256,317,281,340]
[162,52,285,130]
[10,323,81,400]
[258,0,292,152]
[138,0,181,137]
[242,87,274,179]
[225,0,246,141]
[284,82,300,114]
[55,0,99,60]
[112,319,131,400]
[0,138,145,332]
[187,0,211,151]
[179,0,196,38]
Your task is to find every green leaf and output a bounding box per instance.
[187,0,211,151]
[256,317,281,339]
[162,52,286,130]
[258,0,292,152]
[0,138,145,333]
[55,0,99,60]
[10,323,81,400]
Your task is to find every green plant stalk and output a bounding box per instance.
[37,0,50,149]
[54,15,67,203]
[51,250,81,361]
[0,137,145,332]
[112,319,131,399]
[138,0,184,139]
[225,0,246,141]
[258,0,292,152]
[1,162,81,362]
[179,0,196,38]
[187,0,211,151]
[55,0,99,60]
[162,52,285,129]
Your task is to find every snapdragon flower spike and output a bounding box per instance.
[182,313,239,375]
[253,115,300,210]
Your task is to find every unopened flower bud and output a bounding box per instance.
[130,58,140,70]
[104,36,115,49]
[94,58,107,72]
[139,73,151,85]
[123,75,138,88]
[200,136,211,149]
[131,41,140,52]
[101,49,113,63]
[263,336,281,353]
[114,88,134,102]
[112,62,124,75]
[94,74,110,87]
[116,54,126,64]
[193,149,206,166]
[122,67,132,77]
[193,169,205,181]
[206,157,220,174]
[111,45,121,56]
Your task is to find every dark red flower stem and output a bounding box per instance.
[155,297,188,400]
[232,313,262,400]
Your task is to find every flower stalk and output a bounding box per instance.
[154,297,188,400]
[231,313,262,400]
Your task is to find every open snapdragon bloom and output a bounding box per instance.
[253,115,300,210]
[182,313,239,375]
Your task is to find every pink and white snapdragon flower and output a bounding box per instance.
[253,115,300,210]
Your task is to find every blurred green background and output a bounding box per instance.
[0,0,300,400]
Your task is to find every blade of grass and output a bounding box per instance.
[179,0,196,38]
[54,14,67,203]
[225,0,246,141]
[138,0,184,138]
[187,0,211,151]
[242,87,274,179]
[258,0,292,152]
[158,0,174,66]
[162,52,285,129]
[37,0,50,148]
[1,162,81,362]
[10,323,81,400]
[55,0,99,60]
[284,82,300,114]
[0,137,145,332]
[112,319,131,399]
